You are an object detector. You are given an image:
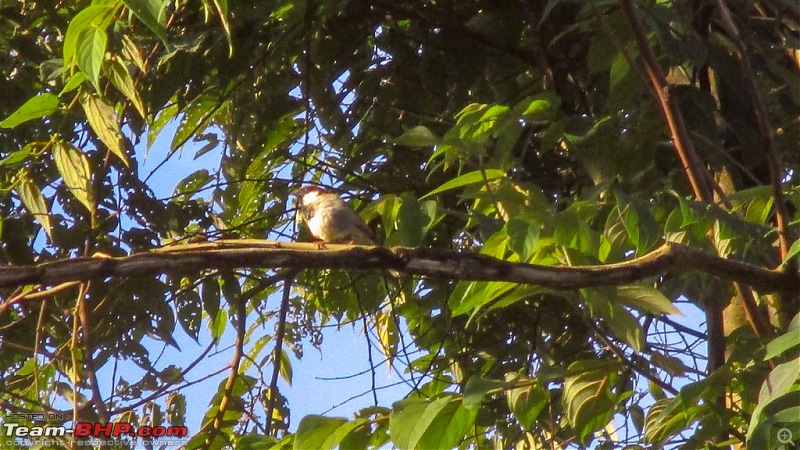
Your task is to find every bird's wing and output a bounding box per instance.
[333,206,376,244]
[354,214,376,243]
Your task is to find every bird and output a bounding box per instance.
[293,185,377,246]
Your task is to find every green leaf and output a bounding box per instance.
[389,398,429,449]
[394,125,440,147]
[617,285,682,316]
[764,325,800,360]
[54,141,95,213]
[616,194,659,254]
[208,308,227,340]
[390,396,476,450]
[122,0,170,50]
[645,398,705,444]
[337,419,371,450]
[278,349,292,385]
[60,72,87,95]
[174,169,212,200]
[1,93,59,128]
[563,360,619,442]
[175,287,202,341]
[63,4,115,70]
[757,357,800,411]
[650,352,689,377]
[202,277,221,319]
[606,303,647,353]
[505,374,548,430]
[450,280,516,317]
[390,194,431,247]
[783,238,800,267]
[294,415,348,450]
[235,434,278,449]
[514,93,559,118]
[16,178,53,242]
[76,25,107,92]
[171,95,219,151]
[416,398,477,450]
[505,218,539,261]
[747,399,800,450]
[82,93,130,167]
[421,169,506,199]
[463,376,504,408]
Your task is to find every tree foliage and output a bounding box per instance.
[1,0,799,448]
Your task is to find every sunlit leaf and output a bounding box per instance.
[108,56,147,119]
[783,239,800,268]
[63,4,115,70]
[275,349,293,385]
[16,177,53,242]
[421,169,506,199]
[395,125,440,147]
[294,415,348,450]
[82,93,130,166]
[617,285,682,316]
[563,360,619,442]
[1,93,59,128]
[504,373,548,429]
[376,310,399,370]
[76,25,107,92]
[54,141,95,213]
[390,396,476,450]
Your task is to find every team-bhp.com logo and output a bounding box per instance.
[3,421,188,447]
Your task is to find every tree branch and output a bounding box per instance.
[0,240,794,294]
[265,270,296,436]
[712,0,796,265]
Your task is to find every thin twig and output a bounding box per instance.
[265,269,298,436]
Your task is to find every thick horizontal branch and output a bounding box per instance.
[0,240,795,293]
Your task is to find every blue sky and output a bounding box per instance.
[135,123,411,435]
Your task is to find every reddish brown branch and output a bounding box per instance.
[712,0,795,263]
[618,0,715,203]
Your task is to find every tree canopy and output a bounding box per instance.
[1,0,799,448]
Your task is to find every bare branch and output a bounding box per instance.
[0,240,794,294]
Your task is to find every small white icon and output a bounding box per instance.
[777,427,793,444]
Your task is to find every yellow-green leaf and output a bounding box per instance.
[63,4,115,70]
[376,310,399,370]
[279,349,293,385]
[16,177,53,242]
[82,94,130,166]
[108,56,147,119]
[617,285,682,316]
[121,34,147,72]
[394,125,440,147]
[1,93,59,128]
[504,374,548,429]
[211,0,233,57]
[563,360,619,443]
[421,169,507,199]
[54,141,95,213]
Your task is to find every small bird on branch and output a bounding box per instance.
[294,185,403,279]
[294,185,377,246]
